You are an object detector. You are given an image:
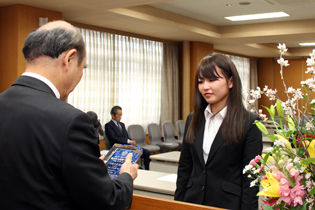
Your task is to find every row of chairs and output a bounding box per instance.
[104,120,186,153]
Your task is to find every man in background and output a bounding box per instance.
[0,20,138,210]
[105,106,151,170]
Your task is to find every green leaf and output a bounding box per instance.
[255,121,269,136]
[308,186,315,195]
[270,105,275,118]
[294,202,307,210]
[262,204,273,210]
[267,135,275,142]
[306,158,315,163]
[276,99,283,117]
[263,152,271,165]
[302,94,308,100]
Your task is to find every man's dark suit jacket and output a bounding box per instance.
[0,76,133,210]
[105,120,130,147]
[175,112,262,210]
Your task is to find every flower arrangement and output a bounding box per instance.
[243,44,315,210]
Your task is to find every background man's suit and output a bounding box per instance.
[0,76,133,210]
[175,112,262,210]
[105,120,151,170]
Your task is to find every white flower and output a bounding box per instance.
[310,99,315,104]
[305,173,312,179]
[277,58,290,67]
[305,122,313,131]
[253,169,260,174]
[299,166,306,173]
[306,57,315,66]
[249,99,255,105]
[305,66,314,74]
[243,165,253,174]
[287,87,294,93]
[293,157,300,163]
[277,43,288,54]
[274,139,287,147]
[250,87,261,100]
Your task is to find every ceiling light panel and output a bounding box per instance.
[225,12,289,21]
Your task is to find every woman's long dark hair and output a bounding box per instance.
[185,54,248,145]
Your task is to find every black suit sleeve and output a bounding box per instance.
[105,122,129,145]
[175,113,194,201]
[62,112,133,210]
[241,113,262,210]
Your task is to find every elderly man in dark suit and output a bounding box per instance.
[105,106,151,170]
[0,20,138,210]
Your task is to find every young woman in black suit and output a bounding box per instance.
[175,54,262,210]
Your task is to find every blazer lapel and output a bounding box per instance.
[206,126,224,165]
[195,117,206,166]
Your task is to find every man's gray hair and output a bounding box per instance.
[22,26,85,65]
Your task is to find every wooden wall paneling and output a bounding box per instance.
[189,42,214,112]
[257,58,274,115]
[0,6,19,93]
[0,4,62,93]
[180,41,191,120]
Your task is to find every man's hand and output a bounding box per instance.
[129,140,136,145]
[99,155,105,163]
[120,153,138,180]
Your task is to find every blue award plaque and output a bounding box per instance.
[104,143,143,179]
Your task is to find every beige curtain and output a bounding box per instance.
[68,28,163,131]
[160,44,179,134]
[250,59,259,110]
[223,54,251,110]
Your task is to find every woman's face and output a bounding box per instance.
[198,66,233,113]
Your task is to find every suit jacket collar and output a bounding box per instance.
[12,76,56,98]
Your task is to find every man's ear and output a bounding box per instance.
[228,76,233,89]
[63,49,77,71]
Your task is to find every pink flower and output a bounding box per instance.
[278,176,292,205]
[290,184,306,207]
[250,155,262,166]
[293,196,303,207]
[290,185,306,199]
[255,155,262,162]
[250,159,256,166]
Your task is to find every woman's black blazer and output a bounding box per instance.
[175,112,262,210]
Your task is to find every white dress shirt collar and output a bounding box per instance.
[204,104,227,119]
[22,72,60,99]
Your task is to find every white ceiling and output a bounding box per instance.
[1,0,315,57]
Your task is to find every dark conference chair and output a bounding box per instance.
[176,120,185,141]
[162,121,182,148]
[127,124,160,154]
[104,134,112,150]
[147,123,179,152]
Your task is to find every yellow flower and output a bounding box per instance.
[307,140,315,158]
[257,172,281,197]
[303,140,315,162]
